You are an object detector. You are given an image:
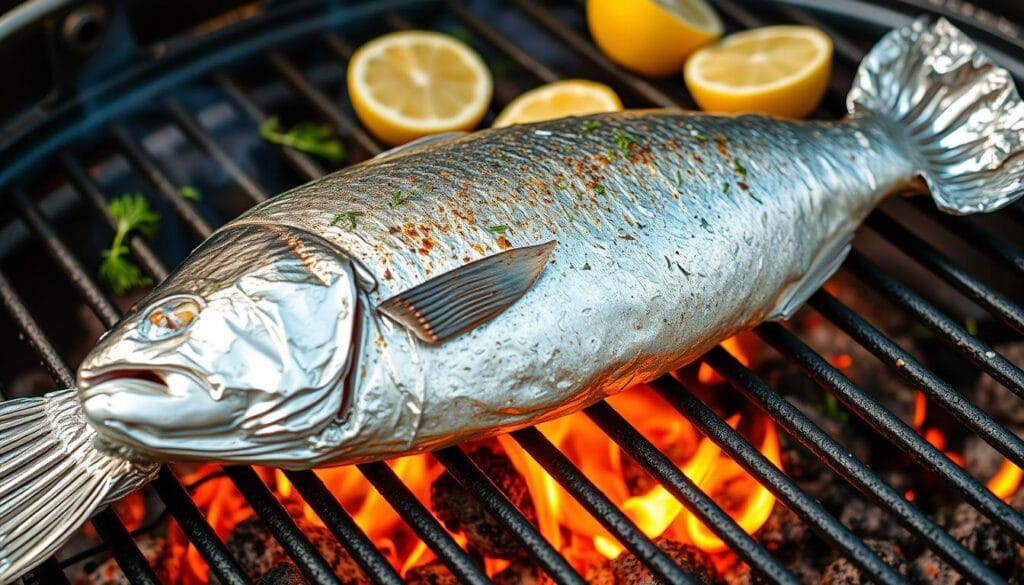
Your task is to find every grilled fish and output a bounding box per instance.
[2,18,1023,582]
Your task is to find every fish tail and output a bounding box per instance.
[847,17,1024,214]
[0,389,157,584]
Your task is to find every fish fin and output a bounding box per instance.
[0,390,157,584]
[374,132,467,159]
[766,232,852,321]
[848,17,1024,214]
[377,241,557,344]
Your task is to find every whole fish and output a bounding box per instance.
[2,18,1023,582]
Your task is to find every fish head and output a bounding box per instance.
[77,224,360,463]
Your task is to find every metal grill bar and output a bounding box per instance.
[648,375,907,585]
[703,347,1004,585]
[223,466,345,585]
[166,98,270,204]
[433,447,588,585]
[58,154,170,281]
[866,211,1024,335]
[755,322,1024,544]
[842,251,1024,401]
[445,0,560,83]
[583,402,799,584]
[283,470,405,585]
[9,188,120,325]
[510,427,699,585]
[110,123,215,239]
[355,462,491,585]
[810,289,1024,464]
[91,510,162,585]
[911,200,1024,274]
[0,269,75,386]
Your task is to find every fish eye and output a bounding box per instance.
[139,295,203,340]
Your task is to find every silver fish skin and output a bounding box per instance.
[2,17,1024,584]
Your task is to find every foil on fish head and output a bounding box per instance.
[77,223,360,464]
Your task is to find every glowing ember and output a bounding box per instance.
[987,459,1024,501]
[170,382,778,582]
[698,334,755,385]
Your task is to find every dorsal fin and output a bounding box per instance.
[377,241,557,344]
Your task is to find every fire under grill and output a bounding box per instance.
[3,0,1024,584]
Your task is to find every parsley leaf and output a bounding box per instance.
[260,116,346,164]
[389,191,412,209]
[733,159,747,176]
[99,194,159,295]
[178,185,202,201]
[487,224,508,234]
[612,129,638,157]
[580,120,601,135]
[330,211,364,230]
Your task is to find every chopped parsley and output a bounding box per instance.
[722,181,731,194]
[593,183,606,196]
[581,262,591,271]
[733,159,747,176]
[487,224,509,234]
[556,182,568,190]
[99,194,159,295]
[560,203,575,222]
[694,132,708,143]
[612,129,638,157]
[699,217,712,232]
[260,116,346,164]
[965,317,978,336]
[580,120,601,135]
[389,191,412,209]
[676,170,684,186]
[178,185,202,201]
[330,210,364,230]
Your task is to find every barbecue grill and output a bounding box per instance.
[3,0,1024,584]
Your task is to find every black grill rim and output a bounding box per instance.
[1,1,1023,585]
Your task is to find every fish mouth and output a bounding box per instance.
[78,367,173,400]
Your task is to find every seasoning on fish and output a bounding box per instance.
[2,18,1024,583]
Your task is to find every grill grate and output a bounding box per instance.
[2,1,1024,584]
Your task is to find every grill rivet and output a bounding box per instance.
[62,3,109,54]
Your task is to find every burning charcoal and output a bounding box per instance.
[404,561,459,585]
[963,435,1005,480]
[757,504,807,559]
[431,442,536,559]
[257,563,309,585]
[914,502,1022,584]
[585,556,617,585]
[81,536,169,585]
[820,539,908,584]
[610,537,718,585]
[224,515,367,584]
[493,559,546,585]
[974,342,1024,426]
[838,498,912,547]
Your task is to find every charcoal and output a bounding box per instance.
[974,342,1024,426]
[757,504,807,560]
[585,556,617,585]
[224,515,367,584]
[82,535,169,585]
[724,561,821,585]
[612,537,717,585]
[404,561,459,585]
[914,502,1022,584]
[493,559,546,585]
[963,435,1005,481]
[257,563,309,585]
[838,498,912,546]
[819,539,908,585]
[431,442,536,559]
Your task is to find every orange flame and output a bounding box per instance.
[698,335,753,384]
[987,459,1024,501]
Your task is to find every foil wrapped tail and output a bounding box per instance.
[0,390,158,584]
[848,17,1024,214]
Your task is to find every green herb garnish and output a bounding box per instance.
[389,191,412,209]
[733,159,747,176]
[699,217,712,232]
[612,129,638,157]
[487,224,509,234]
[99,194,159,295]
[723,181,731,194]
[964,317,978,336]
[822,393,849,424]
[556,182,568,190]
[676,170,683,186]
[330,211,364,230]
[594,183,606,196]
[260,116,346,164]
[581,262,591,270]
[178,185,202,201]
[580,120,601,135]
[560,203,574,222]
[694,132,708,143]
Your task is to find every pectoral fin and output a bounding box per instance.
[766,232,852,321]
[377,241,557,344]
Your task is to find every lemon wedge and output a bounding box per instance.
[587,0,723,77]
[347,31,493,146]
[684,25,833,118]
[492,79,622,127]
